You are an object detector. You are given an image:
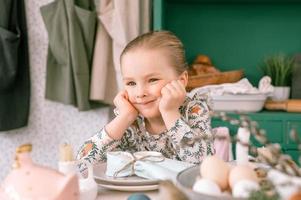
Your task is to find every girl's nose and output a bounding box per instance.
[136,85,147,98]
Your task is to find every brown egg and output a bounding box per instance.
[229,165,258,189]
[200,155,230,190]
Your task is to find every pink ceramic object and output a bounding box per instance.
[0,144,80,200]
[213,127,231,162]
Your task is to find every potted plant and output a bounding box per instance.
[260,53,294,101]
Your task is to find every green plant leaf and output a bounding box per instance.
[260,53,293,86]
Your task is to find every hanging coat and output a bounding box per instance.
[0,0,30,131]
[98,0,151,93]
[41,0,100,111]
[89,0,117,105]
[89,0,151,104]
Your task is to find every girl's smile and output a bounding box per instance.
[134,99,157,109]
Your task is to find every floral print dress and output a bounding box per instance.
[77,92,214,172]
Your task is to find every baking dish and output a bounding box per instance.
[211,94,267,112]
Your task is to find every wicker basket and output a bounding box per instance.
[186,69,244,91]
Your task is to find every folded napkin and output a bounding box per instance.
[189,76,274,97]
[105,151,194,182]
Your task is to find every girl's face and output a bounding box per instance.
[121,48,187,119]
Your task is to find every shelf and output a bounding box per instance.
[214,110,301,120]
[153,0,301,85]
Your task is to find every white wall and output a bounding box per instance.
[0,0,110,181]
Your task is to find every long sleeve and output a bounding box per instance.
[77,129,120,161]
[76,128,121,173]
[166,94,214,164]
[77,125,141,173]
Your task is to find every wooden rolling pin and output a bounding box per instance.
[264,100,301,112]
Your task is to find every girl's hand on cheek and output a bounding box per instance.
[159,80,186,113]
[114,91,138,121]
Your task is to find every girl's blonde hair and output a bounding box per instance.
[120,31,188,74]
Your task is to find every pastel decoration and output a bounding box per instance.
[213,127,231,162]
[236,127,250,165]
[0,144,80,200]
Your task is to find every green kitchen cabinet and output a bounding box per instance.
[153,0,301,85]
[153,0,301,163]
[211,112,301,163]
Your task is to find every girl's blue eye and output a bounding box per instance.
[126,81,136,86]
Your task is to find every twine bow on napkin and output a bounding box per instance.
[113,151,165,177]
[105,151,194,181]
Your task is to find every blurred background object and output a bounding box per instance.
[292,54,301,99]
[187,54,244,91]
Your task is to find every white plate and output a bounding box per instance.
[97,183,159,192]
[93,163,159,186]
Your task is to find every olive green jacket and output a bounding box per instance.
[0,0,30,131]
[41,0,100,111]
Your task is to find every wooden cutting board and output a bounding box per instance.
[264,99,301,112]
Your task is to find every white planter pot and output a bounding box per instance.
[271,86,290,101]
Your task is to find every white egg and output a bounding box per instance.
[232,180,260,198]
[267,169,290,184]
[268,169,300,200]
[275,185,299,200]
[192,178,222,196]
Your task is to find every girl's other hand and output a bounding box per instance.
[114,91,138,122]
[159,80,186,113]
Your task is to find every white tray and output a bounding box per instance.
[211,94,267,112]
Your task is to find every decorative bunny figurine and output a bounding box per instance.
[0,144,80,200]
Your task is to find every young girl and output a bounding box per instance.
[77,31,214,172]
